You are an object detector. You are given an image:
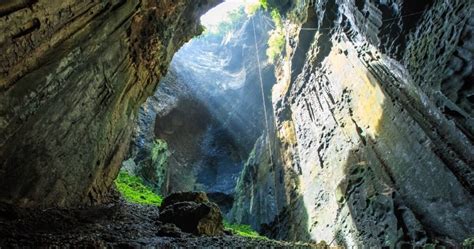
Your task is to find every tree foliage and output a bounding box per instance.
[202,6,246,39]
[266,9,285,63]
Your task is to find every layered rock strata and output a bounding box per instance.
[0,0,218,207]
[232,0,474,247]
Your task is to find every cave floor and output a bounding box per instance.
[0,200,312,248]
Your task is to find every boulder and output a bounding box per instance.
[160,192,209,209]
[158,192,224,236]
[156,223,184,238]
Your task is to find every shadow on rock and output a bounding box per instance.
[158,192,224,236]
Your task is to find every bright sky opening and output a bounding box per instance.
[200,0,259,28]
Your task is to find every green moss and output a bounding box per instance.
[224,221,268,240]
[115,171,163,206]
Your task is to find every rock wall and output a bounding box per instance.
[0,0,219,207]
[122,12,276,214]
[232,0,473,247]
[172,13,275,156]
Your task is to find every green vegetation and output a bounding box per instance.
[259,0,269,10]
[463,237,474,248]
[224,221,268,240]
[115,171,163,206]
[243,0,286,63]
[140,138,169,194]
[270,8,283,27]
[201,6,246,39]
[423,237,474,249]
[245,0,267,15]
[266,9,285,63]
[151,139,168,167]
[198,0,286,62]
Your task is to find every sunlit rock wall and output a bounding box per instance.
[233,0,473,247]
[124,64,242,197]
[0,0,219,207]
[173,13,275,155]
[122,12,275,214]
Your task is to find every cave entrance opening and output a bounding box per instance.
[119,0,278,226]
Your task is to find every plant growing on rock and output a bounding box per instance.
[200,6,246,40]
[224,221,268,240]
[463,237,474,248]
[151,139,169,169]
[266,9,285,63]
[115,171,163,206]
[245,0,268,15]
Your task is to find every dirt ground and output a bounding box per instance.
[0,200,314,248]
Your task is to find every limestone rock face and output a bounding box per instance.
[232,0,474,247]
[0,0,219,207]
[158,192,224,236]
[122,12,275,205]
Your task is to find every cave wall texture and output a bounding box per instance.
[0,0,219,207]
[231,0,473,247]
[1,0,472,246]
[122,12,275,213]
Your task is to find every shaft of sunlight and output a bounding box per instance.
[200,0,259,28]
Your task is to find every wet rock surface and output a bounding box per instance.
[0,199,313,248]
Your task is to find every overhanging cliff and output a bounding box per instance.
[0,0,219,207]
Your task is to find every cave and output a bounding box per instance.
[0,0,473,248]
